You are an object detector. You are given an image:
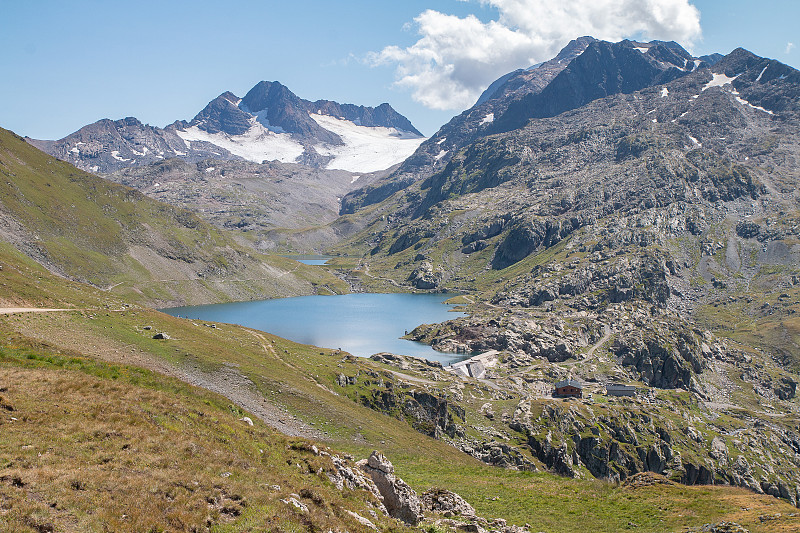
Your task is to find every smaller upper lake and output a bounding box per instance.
[164,293,470,365]
[283,255,334,265]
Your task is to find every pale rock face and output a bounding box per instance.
[358,451,423,525]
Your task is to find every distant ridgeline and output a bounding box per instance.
[28,81,426,174]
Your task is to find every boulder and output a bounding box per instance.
[422,488,476,517]
[359,451,423,525]
[328,455,385,512]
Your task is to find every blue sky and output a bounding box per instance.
[0,0,797,139]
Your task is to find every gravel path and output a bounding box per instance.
[0,307,77,314]
[2,308,323,440]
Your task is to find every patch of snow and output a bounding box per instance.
[702,72,740,91]
[687,135,702,148]
[253,110,287,133]
[646,109,656,115]
[69,145,79,154]
[173,149,186,156]
[205,167,215,173]
[153,182,160,188]
[310,114,425,173]
[76,141,85,145]
[435,149,448,161]
[111,150,131,162]
[481,113,495,124]
[437,137,447,145]
[350,175,360,184]
[634,47,649,53]
[679,111,689,118]
[652,118,658,123]
[734,95,774,115]
[177,122,305,164]
[661,87,669,98]
[693,59,702,71]
[89,165,99,172]
[756,65,768,83]
[130,146,148,156]
[692,95,700,99]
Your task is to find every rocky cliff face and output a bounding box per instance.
[340,38,722,214]
[330,40,800,507]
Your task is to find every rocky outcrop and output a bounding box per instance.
[775,377,797,400]
[328,455,385,510]
[340,370,464,439]
[422,488,476,517]
[458,440,537,471]
[611,329,706,390]
[408,262,442,290]
[359,451,423,525]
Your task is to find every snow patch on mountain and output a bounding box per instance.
[310,114,425,173]
[111,150,131,162]
[176,122,305,164]
[733,95,774,115]
[703,73,740,91]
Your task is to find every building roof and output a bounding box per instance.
[555,379,583,389]
[606,383,636,390]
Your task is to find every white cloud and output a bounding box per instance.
[787,42,795,54]
[370,0,702,110]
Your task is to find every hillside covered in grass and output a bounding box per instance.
[0,127,347,307]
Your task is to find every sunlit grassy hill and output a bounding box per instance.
[0,127,347,307]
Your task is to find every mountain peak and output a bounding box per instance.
[29,79,426,174]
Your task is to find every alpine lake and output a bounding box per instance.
[163,292,470,365]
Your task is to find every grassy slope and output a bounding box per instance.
[0,127,347,307]
[0,343,393,533]
[1,247,798,532]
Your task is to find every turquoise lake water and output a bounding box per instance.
[163,293,470,365]
[282,255,333,265]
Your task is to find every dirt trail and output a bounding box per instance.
[3,309,323,440]
[0,307,78,314]
[587,324,612,357]
[173,361,324,440]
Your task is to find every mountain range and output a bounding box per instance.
[341,37,726,214]
[328,38,800,503]
[1,33,800,531]
[28,81,426,174]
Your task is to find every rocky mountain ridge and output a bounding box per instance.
[106,157,388,253]
[340,38,723,215]
[28,80,425,174]
[327,40,800,505]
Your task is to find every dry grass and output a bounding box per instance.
[0,347,397,533]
